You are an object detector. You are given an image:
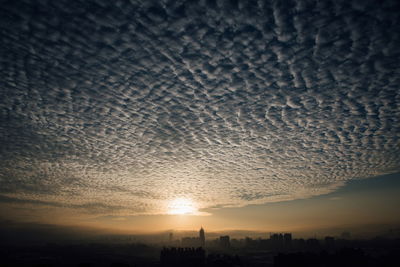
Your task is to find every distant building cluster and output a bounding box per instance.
[167,227,348,253]
[161,227,348,267]
[161,227,369,267]
[178,227,206,248]
[219,235,230,248]
[270,233,292,246]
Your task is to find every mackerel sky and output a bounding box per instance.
[1,0,399,221]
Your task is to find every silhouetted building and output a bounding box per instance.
[325,236,335,249]
[208,254,242,267]
[182,237,201,247]
[181,227,206,247]
[241,236,260,249]
[306,238,320,250]
[161,247,206,267]
[270,233,283,243]
[283,233,292,243]
[219,236,230,248]
[200,227,205,247]
[341,231,351,239]
[270,233,293,249]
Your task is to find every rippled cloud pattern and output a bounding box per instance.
[1,0,400,215]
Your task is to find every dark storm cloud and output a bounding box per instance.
[0,0,399,214]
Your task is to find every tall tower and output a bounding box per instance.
[199,227,205,247]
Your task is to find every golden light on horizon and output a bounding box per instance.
[167,198,198,215]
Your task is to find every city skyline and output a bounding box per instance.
[1,0,400,241]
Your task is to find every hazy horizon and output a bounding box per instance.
[2,172,400,242]
[2,219,400,244]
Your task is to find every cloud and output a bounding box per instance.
[0,194,130,214]
[0,0,399,216]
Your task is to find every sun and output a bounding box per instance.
[168,198,197,215]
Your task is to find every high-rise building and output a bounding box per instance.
[199,227,205,247]
[219,235,230,248]
[284,233,292,243]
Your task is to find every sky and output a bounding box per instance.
[0,0,400,235]
[85,172,400,235]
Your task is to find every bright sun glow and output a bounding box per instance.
[168,198,197,215]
